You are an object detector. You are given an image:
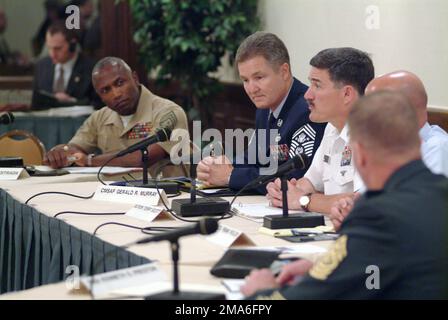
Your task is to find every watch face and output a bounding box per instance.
[299,196,310,206]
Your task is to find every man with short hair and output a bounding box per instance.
[242,91,448,299]
[44,57,188,177]
[267,47,374,214]
[330,70,448,231]
[197,32,326,193]
[1,21,101,112]
[365,70,448,177]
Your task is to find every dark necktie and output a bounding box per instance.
[266,113,277,156]
[53,66,65,93]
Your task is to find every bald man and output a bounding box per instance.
[44,57,188,176]
[242,91,448,299]
[365,71,448,177]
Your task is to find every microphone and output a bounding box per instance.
[136,218,218,244]
[0,112,14,125]
[246,153,308,188]
[116,127,172,157]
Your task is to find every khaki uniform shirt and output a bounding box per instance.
[70,85,189,177]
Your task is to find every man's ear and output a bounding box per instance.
[279,62,290,80]
[352,140,367,169]
[132,71,140,85]
[342,85,359,105]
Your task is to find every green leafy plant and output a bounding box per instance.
[130,0,259,121]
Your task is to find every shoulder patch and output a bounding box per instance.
[289,124,317,158]
[256,291,286,300]
[159,111,178,129]
[309,235,348,281]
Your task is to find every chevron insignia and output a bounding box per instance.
[289,124,316,158]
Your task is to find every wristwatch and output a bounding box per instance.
[299,193,312,212]
[87,153,96,167]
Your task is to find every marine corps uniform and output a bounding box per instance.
[69,85,189,177]
[251,160,448,299]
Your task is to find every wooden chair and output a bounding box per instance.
[0,130,46,165]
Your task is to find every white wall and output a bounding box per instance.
[257,0,448,109]
[0,0,47,59]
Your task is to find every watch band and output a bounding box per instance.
[87,154,95,167]
[300,193,312,212]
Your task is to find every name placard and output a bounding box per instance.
[0,168,29,180]
[93,185,168,206]
[126,204,174,223]
[80,262,167,298]
[205,224,254,248]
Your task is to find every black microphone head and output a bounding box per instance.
[156,127,172,142]
[198,218,219,235]
[0,112,14,125]
[291,153,309,170]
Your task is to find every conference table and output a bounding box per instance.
[0,172,334,300]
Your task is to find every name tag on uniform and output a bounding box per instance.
[324,155,331,164]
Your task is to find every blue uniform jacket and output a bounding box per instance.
[229,78,326,194]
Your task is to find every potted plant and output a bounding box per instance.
[130,0,259,125]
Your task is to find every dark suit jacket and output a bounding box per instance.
[229,78,326,194]
[31,54,102,110]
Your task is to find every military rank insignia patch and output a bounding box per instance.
[256,291,286,301]
[309,235,348,281]
[340,146,352,166]
[160,111,178,130]
[128,122,153,139]
[289,124,316,159]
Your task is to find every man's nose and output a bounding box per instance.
[304,87,313,100]
[111,87,123,100]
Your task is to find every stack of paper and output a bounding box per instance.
[231,203,304,221]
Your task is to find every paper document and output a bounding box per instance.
[65,166,142,175]
[231,203,304,220]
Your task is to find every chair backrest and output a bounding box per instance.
[0,130,46,165]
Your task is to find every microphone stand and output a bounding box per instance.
[141,147,149,185]
[263,172,325,229]
[170,153,230,217]
[145,239,225,300]
[127,146,179,194]
[281,175,289,218]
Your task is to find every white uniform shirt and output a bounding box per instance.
[304,123,364,195]
[420,122,448,177]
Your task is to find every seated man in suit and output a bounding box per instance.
[43,57,189,177]
[1,20,101,112]
[197,32,326,194]
[242,91,448,299]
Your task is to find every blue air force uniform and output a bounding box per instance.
[251,160,448,299]
[229,78,326,194]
